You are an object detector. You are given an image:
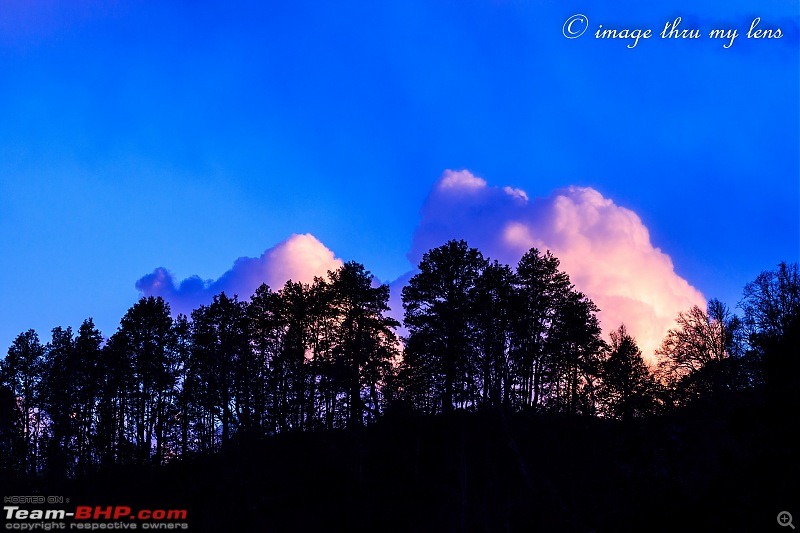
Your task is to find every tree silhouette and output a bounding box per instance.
[401,240,486,414]
[276,280,316,431]
[73,319,104,471]
[170,313,193,458]
[740,261,800,342]
[325,261,399,427]
[0,329,46,474]
[0,384,21,478]
[598,325,657,420]
[2,243,795,508]
[41,325,75,477]
[190,293,249,450]
[39,319,105,477]
[474,260,515,408]
[740,261,800,410]
[247,284,282,435]
[545,289,605,415]
[655,299,744,405]
[510,248,572,411]
[110,296,178,464]
[0,330,46,475]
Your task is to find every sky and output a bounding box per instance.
[1,0,797,360]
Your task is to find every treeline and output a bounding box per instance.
[0,240,797,479]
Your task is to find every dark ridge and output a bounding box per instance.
[5,392,795,533]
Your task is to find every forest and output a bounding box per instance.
[1,241,798,531]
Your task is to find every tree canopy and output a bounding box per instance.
[1,251,796,478]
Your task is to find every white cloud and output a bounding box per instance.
[136,171,704,360]
[407,170,705,361]
[438,169,487,191]
[136,233,342,316]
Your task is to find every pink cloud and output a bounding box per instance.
[408,170,706,361]
[135,171,704,361]
[136,233,343,316]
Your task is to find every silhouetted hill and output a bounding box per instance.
[5,389,796,533]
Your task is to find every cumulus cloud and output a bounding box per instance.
[407,169,705,361]
[136,233,343,316]
[136,171,704,361]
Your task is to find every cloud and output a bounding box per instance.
[407,169,706,361]
[136,233,343,316]
[135,171,704,361]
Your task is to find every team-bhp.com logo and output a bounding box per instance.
[74,506,188,520]
[4,505,189,529]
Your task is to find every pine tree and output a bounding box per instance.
[599,325,657,420]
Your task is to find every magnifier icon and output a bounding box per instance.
[779,511,795,529]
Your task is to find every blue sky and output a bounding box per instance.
[0,0,797,352]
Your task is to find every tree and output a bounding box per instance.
[40,319,104,477]
[190,293,250,450]
[72,319,104,471]
[473,261,515,408]
[110,297,178,464]
[740,262,800,409]
[401,240,486,414]
[41,325,76,477]
[94,334,124,467]
[740,261,800,343]
[325,261,399,427]
[599,325,657,420]
[247,284,282,435]
[273,280,317,431]
[0,384,22,478]
[544,290,605,415]
[0,330,46,475]
[171,314,194,457]
[656,299,743,405]
[510,248,572,411]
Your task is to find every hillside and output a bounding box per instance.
[6,391,795,533]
